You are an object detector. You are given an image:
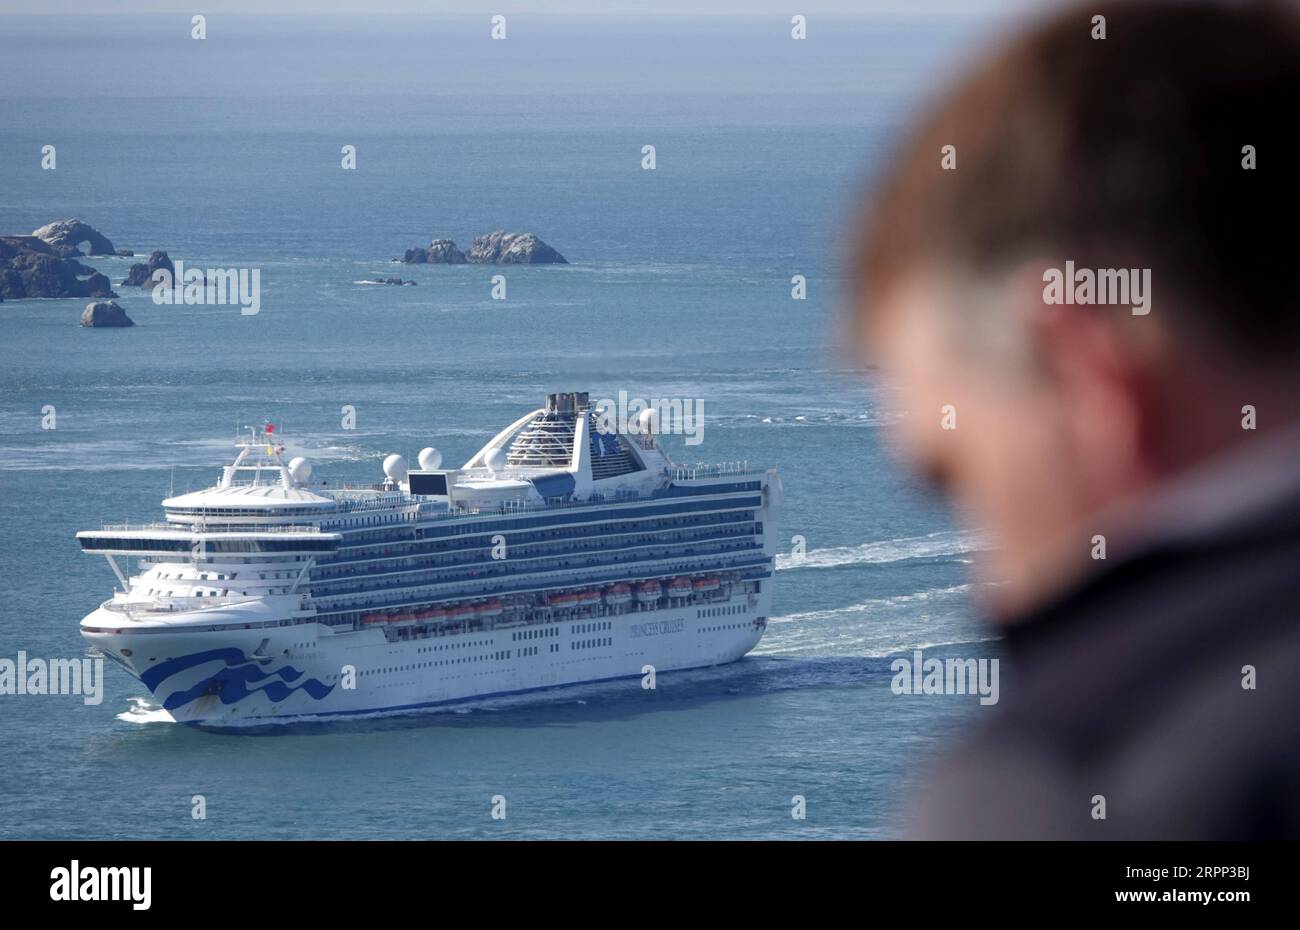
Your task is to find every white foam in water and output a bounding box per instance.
[775,529,988,571]
[770,584,976,625]
[0,433,376,471]
[758,582,998,658]
[859,636,997,657]
[116,696,174,725]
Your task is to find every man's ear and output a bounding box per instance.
[1011,265,1153,502]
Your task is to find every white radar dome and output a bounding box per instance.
[287,457,312,483]
[484,447,507,475]
[382,453,408,483]
[417,447,442,471]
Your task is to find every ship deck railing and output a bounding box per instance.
[99,593,311,617]
[97,464,767,534]
[671,461,758,480]
[97,521,326,534]
[416,472,764,521]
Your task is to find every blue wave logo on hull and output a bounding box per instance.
[140,648,334,711]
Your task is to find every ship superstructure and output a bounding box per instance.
[77,392,781,725]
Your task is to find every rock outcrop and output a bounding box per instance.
[466,231,566,264]
[358,277,417,286]
[399,232,566,265]
[122,250,175,287]
[30,219,123,257]
[401,238,466,264]
[80,301,134,327]
[0,236,116,300]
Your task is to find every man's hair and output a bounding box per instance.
[856,0,1300,358]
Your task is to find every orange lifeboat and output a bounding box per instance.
[550,591,579,609]
[577,589,602,606]
[426,607,449,622]
[667,577,693,598]
[635,580,662,602]
[604,583,633,605]
[692,575,721,593]
[476,599,504,618]
[392,612,416,628]
[362,613,388,626]
[450,603,476,622]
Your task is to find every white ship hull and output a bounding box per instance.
[88,588,770,726]
[78,393,782,729]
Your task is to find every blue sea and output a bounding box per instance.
[0,13,1003,839]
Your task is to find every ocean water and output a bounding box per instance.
[0,14,1002,839]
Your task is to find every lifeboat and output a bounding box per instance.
[392,612,417,628]
[426,607,449,623]
[550,591,579,607]
[450,604,476,622]
[476,599,504,618]
[635,580,662,602]
[362,613,388,626]
[604,583,633,605]
[577,589,602,606]
[692,575,721,593]
[667,577,693,598]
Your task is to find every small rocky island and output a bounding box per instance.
[468,231,567,264]
[121,251,174,287]
[80,300,134,327]
[398,231,566,265]
[402,239,466,265]
[31,219,132,258]
[0,234,116,300]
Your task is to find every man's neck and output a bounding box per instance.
[982,413,1300,623]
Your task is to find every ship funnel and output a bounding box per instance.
[543,391,590,416]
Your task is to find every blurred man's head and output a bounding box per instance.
[855,0,1300,615]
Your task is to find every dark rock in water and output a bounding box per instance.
[80,300,134,327]
[398,232,566,265]
[402,238,466,264]
[30,219,119,258]
[0,235,116,299]
[122,250,174,287]
[426,239,465,264]
[466,231,567,264]
[358,277,417,286]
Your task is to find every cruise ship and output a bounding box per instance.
[77,392,781,725]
